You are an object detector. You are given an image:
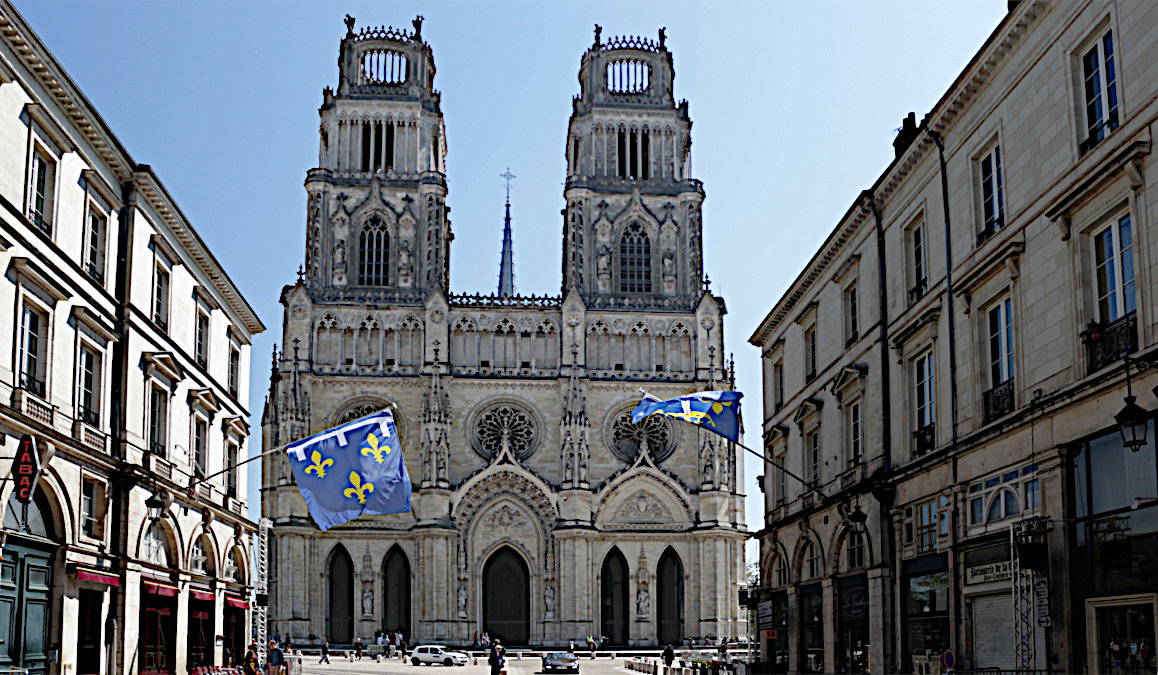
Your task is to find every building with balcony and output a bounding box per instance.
[260,17,746,647]
[0,2,264,674]
[749,1,1158,673]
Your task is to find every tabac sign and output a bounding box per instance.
[12,435,42,504]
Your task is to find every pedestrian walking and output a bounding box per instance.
[266,640,286,675]
[488,641,505,675]
[355,637,363,661]
[243,644,261,675]
[320,641,331,664]
[587,635,596,659]
[568,640,575,655]
[663,645,675,668]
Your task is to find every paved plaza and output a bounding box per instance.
[301,654,636,675]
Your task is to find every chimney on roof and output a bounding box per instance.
[893,112,920,159]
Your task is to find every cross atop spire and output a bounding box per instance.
[497,169,516,297]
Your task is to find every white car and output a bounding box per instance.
[411,645,469,666]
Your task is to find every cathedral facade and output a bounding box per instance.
[261,17,747,647]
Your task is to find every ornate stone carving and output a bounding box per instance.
[612,491,672,523]
[482,504,528,531]
[471,404,538,461]
[607,409,675,463]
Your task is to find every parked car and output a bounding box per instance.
[542,652,579,673]
[411,646,468,666]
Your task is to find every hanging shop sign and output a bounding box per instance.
[756,600,774,630]
[11,435,42,504]
[965,560,1012,585]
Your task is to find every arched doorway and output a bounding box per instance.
[1,490,59,675]
[328,545,354,643]
[601,547,629,645]
[657,547,685,645]
[382,546,411,636]
[483,547,529,645]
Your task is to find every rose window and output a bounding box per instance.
[473,405,537,460]
[609,410,675,463]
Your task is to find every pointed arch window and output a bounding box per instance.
[357,216,390,286]
[619,223,652,293]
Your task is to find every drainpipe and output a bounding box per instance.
[107,178,135,675]
[929,130,963,660]
[865,192,896,671]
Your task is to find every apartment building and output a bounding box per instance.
[0,2,264,674]
[750,1,1158,673]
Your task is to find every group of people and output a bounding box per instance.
[473,631,493,649]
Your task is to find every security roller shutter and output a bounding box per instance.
[974,593,1015,669]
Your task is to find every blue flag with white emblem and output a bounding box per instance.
[631,390,743,443]
[284,409,411,531]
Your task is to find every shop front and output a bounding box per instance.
[799,584,824,674]
[224,595,249,666]
[902,554,949,675]
[757,590,789,673]
[1072,423,1158,674]
[837,574,869,673]
[140,579,177,675]
[74,567,119,675]
[188,588,214,669]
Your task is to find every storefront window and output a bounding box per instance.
[906,571,950,672]
[800,585,824,673]
[769,591,789,673]
[838,574,869,673]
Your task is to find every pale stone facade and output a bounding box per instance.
[750,1,1158,673]
[0,2,264,674]
[261,18,746,647]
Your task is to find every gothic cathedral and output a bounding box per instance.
[261,16,746,647]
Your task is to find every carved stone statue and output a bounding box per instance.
[400,239,412,267]
[362,588,374,616]
[333,238,346,266]
[658,27,666,49]
[636,588,650,617]
[545,585,556,615]
[412,16,424,40]
[457,584,467,618]
[594,24,602,46]
[662,249,675,276]
[597,244,611,276]
[344,15,356,37]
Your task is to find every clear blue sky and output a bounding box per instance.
[15,0,1009,562]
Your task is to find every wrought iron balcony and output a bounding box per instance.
[1082,312,1137,373]
[19,372,45,398]
[912,423,936,457]
[982,378,1015,424]
[908,278,928,304]
[153,313,168,332]
[85,261,104,284]
[149,440,166,457]
[29,211,50,234]
[78,406,100,428]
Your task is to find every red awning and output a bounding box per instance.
[76,569,121,587]
[144,580,178,597]
[225,596,249,609]
[191,589,214,602]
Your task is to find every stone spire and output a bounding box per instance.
[420,342,451,488]
[561,344,590,488]
[497,168,516,297]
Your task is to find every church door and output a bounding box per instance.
[328,546,354,643]
[601,548,629,645]
[483,547,529,645]
[382,546,411,636]
[657,548,685,645]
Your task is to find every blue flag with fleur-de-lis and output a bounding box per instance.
[285,409,411,531]
[631,390,743,443]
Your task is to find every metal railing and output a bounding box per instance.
[982,378,1015,424]
[913,423,936,457]
[1083,312,1137,372]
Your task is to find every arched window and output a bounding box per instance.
[846,530,865,571]
[357,216,390,286]
[619,224,652,293]
[773,556,788,587]
[190,536,212,576]
[987,488,1020,522]
[803,541,822,580]
[143,523,170,566]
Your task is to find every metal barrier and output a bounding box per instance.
[286,654,304,675]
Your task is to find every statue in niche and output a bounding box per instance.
[597,244,611,276]
[636,588,649,617]
[399,239,412,268]
[362,588,374,616]
[333,239,346,267]
[422,449,432,484]
[662,249,675,276]
[457,585,467,618]
[545,585,556,617]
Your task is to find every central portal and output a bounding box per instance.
[483,547,529,645]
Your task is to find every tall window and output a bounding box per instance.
[618,224,652,293]
[616,128,650,180]
[28,147,55,233]
[988,298,1014,386]
[909,220,928,300]
[914,351,936,431]
[979,145,1005,238]
[847,400,863,467]
[80,478,104,539]
[193,417,208,476]
[148,386,168,456]
[912,495,950,553]
[195,310,209,368]
[19,303,48,397]
[77,345,101,426]
[804,325,817,381]
[228,344,240,398]
[85,208,107,283]
[772,447,787,506]
[143,524,169,566]
[357,216,390,286]
[190,538,207,575]
[1093,213,1135,322]
[226,441,239,498]
[806,429,820,484]
[153,264,170,331]
[846,530,865,570]
[773,360,784,411]
[844,282,859,345]
[1080,29,1118,153]
[804,541,821,580]
[773,556,788,587]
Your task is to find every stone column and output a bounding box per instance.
[867,568,889,675]
[821,578,835,675]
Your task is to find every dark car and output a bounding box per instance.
[542,652,579,673]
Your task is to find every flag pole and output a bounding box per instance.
[637,388,818,492]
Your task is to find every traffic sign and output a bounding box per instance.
[940,649,955,671]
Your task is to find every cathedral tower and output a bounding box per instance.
[305,15,451,299]
[562,27,703,307]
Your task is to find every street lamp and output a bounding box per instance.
[1116,356,1150,452]
[145,491,166,521]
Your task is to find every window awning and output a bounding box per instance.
[226,596,249,609]
[191,589,214,602]
[143,579,178,597]
[76,568,120,587]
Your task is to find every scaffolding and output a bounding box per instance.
[255,517,272,648]
[1011,516,1049,671]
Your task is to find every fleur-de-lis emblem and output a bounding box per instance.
[343,471,375,504]
[360,432,390,464]
[304,450,334,478]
